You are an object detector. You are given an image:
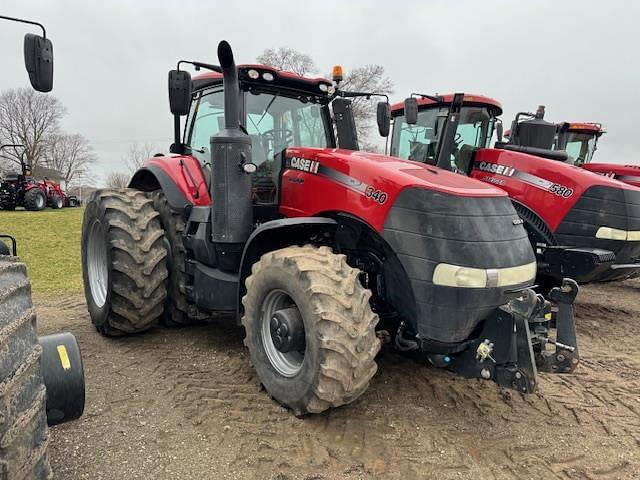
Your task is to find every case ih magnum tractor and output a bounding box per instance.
[1,15,85,479]
[82,41,579,415]
[390,94,640,284]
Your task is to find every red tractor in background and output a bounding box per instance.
[390,94,640,285]
[0,143,48,210]
[0,144,69,210]
[81,41,580,416]
[505,111,640,187]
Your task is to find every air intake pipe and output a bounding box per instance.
[210,40,253,271]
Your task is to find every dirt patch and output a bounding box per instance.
[36,279,640,480]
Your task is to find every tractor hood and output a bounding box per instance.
[280,147,509,231]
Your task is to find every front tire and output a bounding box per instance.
[241,245,380,415]
[50,194,63,209]
[24,189,45,211]
[0,257,51,478]
[81,189,168,336]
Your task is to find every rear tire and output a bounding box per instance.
[24,189,46,211]
[81,189,168,336]
[152,191,202,326]
[0,257,51,479]
[241,245,380,415]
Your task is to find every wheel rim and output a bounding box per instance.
[260,290,305,377]
[36,193,44,209]
[87,220,108,307]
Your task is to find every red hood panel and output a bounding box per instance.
[280,148,507,231]
[471,148,640,230]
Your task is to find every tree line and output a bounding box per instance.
[0,88,97,187]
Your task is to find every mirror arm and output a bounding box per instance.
[337,90,389,103]
[177,60,222,73]
[0,15,46,37]
[412,92,444,103]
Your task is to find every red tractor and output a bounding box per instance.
[390,94,640,284]
[555,121,640,187]
[505,112,640,187]
[0,144,48,210]
[42,177,66,208]
[81,41,579,415]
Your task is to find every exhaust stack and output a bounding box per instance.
[210,40,253,271]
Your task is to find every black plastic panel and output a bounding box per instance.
[382,188,535,343]
[555,185,640,279]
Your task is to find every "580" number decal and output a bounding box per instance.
[549,183,574,198]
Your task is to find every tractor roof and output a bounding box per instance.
[391,94,503,116]
[192,65,333,96]
[565,122,605,135]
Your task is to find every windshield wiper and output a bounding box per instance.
[257,93,279,127]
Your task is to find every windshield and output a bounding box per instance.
[563,132,597,166]
[390,105,495,172]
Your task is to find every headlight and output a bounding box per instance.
[596,227,640,241]
[433,262,536,288]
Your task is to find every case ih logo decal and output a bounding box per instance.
[474,161,574,198]
[285,155,388,204]
[287,156,320,174]
[477,161,516,177]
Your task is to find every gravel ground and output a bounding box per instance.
[36,278,640,480]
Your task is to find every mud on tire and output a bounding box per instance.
[0,257,51,479]
[152,191,202,326]
[81,189,168,336]
[241,245,380,415]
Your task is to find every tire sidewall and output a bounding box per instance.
[245,265,323,412]
[81,198,113,330]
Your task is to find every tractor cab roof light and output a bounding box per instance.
[247,69,260,79]
[262,72,274,82]
[332,65,343,84]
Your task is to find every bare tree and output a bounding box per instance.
[105,172,130,188]
[123,142,161,173]
[45,133,97,187]
[256,47,318,76]
[0,88,66,168]
[339,65,394,149]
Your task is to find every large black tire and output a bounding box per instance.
[152,191,202,326]
[81,189,168,336]
[241,245,380,415]
[0,257,51,479]
[49,194,63,209]
[24,189,46,211]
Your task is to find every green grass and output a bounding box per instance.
[1,207,84,294]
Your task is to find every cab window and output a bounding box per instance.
[186,89,225,164]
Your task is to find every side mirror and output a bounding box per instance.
[495,121,503,143]
[168,70,192,116]
[24,33,53,92]
[404,97,418,125]
[376,102,391,137]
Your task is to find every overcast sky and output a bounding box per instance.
[1,0,638,185]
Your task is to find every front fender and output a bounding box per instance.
[237,217,338,315]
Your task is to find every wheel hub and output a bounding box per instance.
[270,307,305,353]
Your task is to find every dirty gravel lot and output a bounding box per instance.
[37,278,640,480]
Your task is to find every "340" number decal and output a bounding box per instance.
[365,186,388,204]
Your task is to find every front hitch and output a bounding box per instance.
[441,279,579,394]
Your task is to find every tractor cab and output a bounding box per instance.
[556,122,604,166]
[389,93,500,174]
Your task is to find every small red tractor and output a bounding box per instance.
[81,41,579,416]
[1,14,85,479]
[390,94,640,284]
[0,145,68,210]
[0,144,48,210]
